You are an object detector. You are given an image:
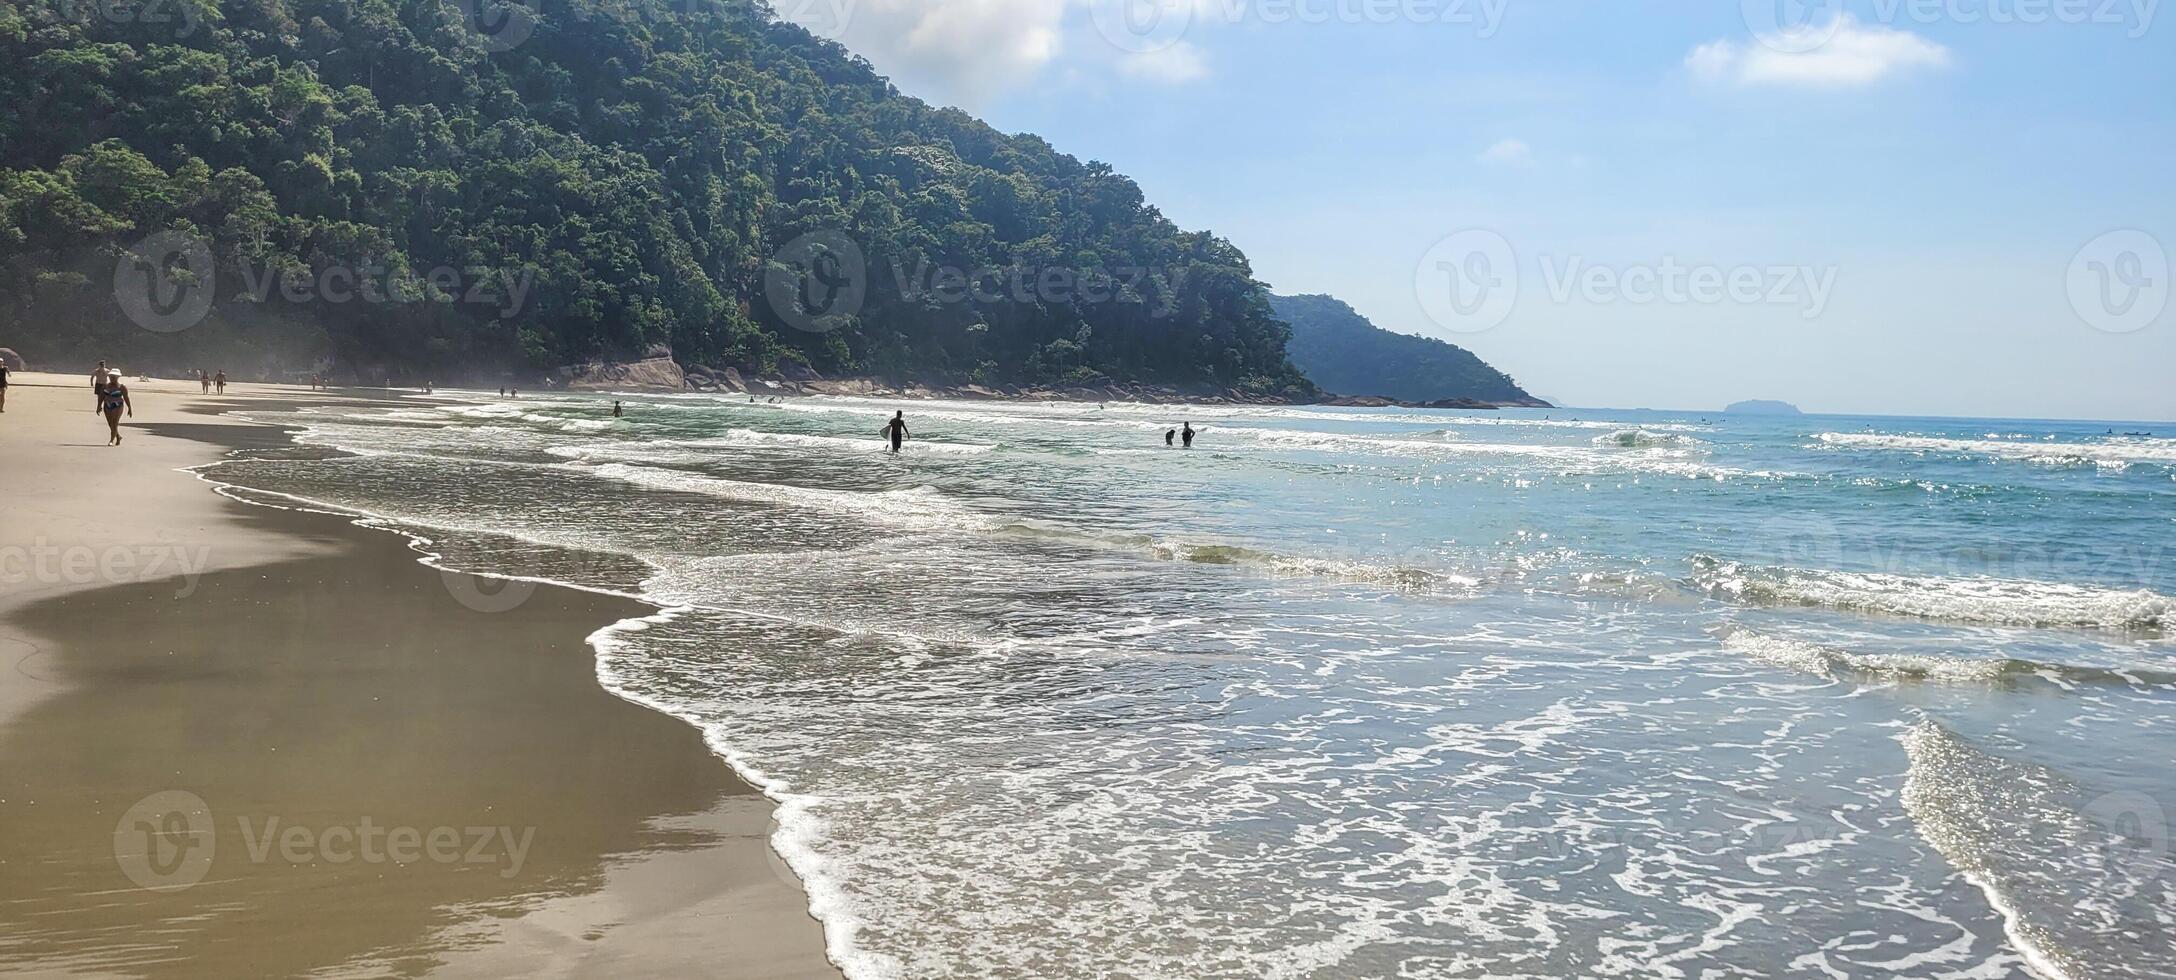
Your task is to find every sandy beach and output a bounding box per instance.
[0,374,835,977]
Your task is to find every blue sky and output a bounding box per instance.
[793,1,2174,420]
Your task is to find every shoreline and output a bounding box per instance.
[0,374,836,977]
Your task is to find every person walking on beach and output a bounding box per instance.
[91,361,108,390]
[1181,422,1196,448]
[198,369,210,393]
[213,371,226,395]
[1165,427,1175,447]
[883,411,909,453]
[0,358,10,413]
[93,371,131,445]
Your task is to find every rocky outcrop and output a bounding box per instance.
[0,348,23,371]
[561,355,687,391]
[683,365,747,392]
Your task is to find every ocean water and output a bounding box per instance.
[203,394,2175,979]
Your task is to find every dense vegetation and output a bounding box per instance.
[1270,293,1536,404]
[0,0,1311,393]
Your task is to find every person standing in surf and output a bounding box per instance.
[1165,428,1175,447]
[93,371,131,445]
[883,411,909,453]
[1181,421,1195,448]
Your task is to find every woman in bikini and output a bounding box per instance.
[94,372,132,445]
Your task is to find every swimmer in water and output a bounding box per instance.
[883,411,909,453]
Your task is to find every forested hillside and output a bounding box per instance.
[1271,293,1539,405]
[0,0,1311,394]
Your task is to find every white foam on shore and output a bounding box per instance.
[586,610,897,979]
[1898,719,2176,980]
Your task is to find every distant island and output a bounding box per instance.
[1270,294,1548,407]
[1725,399,1803,415]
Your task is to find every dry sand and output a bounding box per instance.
[0,374,836,977]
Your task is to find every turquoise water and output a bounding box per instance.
[210,395,2175,978]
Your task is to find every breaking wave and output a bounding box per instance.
[1816,432,2176,470]
[1719,629,2176,689]
[1593,428,1704,450]
[1689,556,2172,632]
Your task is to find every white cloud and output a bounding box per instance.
[1116,41,1210,83]
[1477,138,1533,166]
[1687,15,1951,88]
[794,0,1070,109]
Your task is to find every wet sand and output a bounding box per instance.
[0,375,835,977]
